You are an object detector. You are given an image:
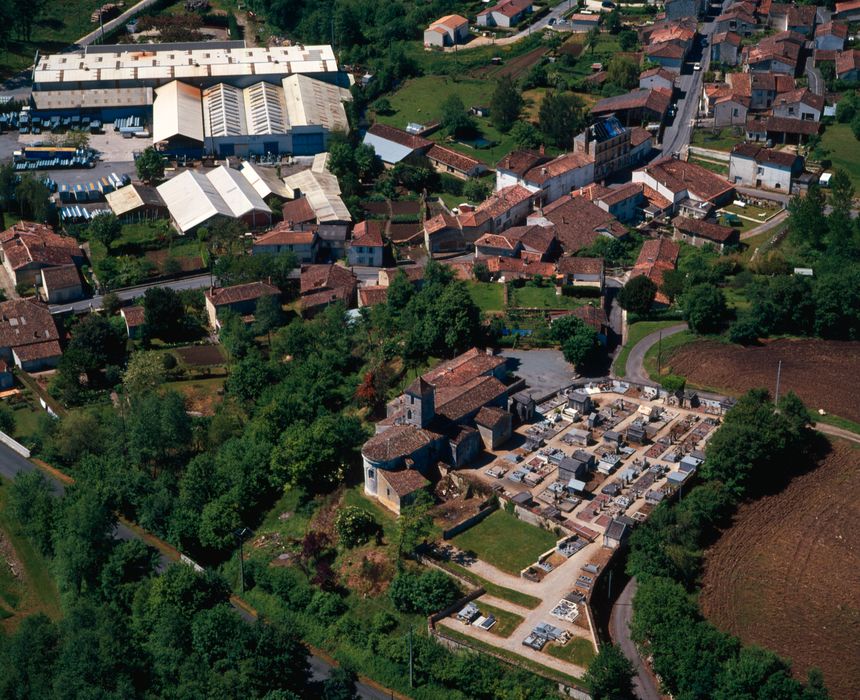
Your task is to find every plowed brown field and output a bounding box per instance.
[700,440,860,700]
[667,339,860,423]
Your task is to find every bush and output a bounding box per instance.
[334,506,379,548]
[389,570,461,615]
[661,375,686,394]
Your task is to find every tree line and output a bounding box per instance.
[626,389,833,700]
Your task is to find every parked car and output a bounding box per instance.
[693,62,701,71]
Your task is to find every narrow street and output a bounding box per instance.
[609,579,663,700]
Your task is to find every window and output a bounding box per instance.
[788,107,795,115]
[367,469,374,480]
[407,409,412,420]
[757,166,764,175]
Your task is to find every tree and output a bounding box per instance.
[585,644,635,700]
[389,570,461,614]
[852,112,860,141]
[334,506,379,548]
[586,26,601,54]
[143,286,185,341]
[814,268,860,339]
[123,351,168,396]
[371,97,393,115]
[89,213,122,250]
[101,292,122,317]
[440,94,474,137]
[539,92,586,149]
[270,413,366,492]
[127,390,191,471]
[682,284,727,334]
[0,402,14,435]
[135,147,165,183]
[660,268,686,304]
[788,182,827,250]
[9,471,55,555]
[605,9,622,33]
[618,275,657,315]
[254,294,285,341]
[396,490,433,559]
[552,314,599,368]
[607,56,638,90]
[15,175,52,222]
[463,177,492,203]
[63,314,127,383]
[835,92,858,123]
[619,30,638,51]
[490,76,524,132]
[510,120,542,149]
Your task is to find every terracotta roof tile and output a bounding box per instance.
[637,157,734,202]
[379,468,430,497]
[362,424,440,462]
[41,264,81,290]
[281,198,317,225]
[358,285,389,306]
[122,306,145,328]
[1,221,81,272]
[366,123,432,150]
[474,406,510,429]
[351,220,386,248]
[255,222,317,246]
[427,144,482,173]
[0,299,59,351]
[558,256,603,275]
[672,216,738,243]
[206,281,279,306]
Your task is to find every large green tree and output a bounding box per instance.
[618,275,657,315]
[490,76,524,133]
[552,314,600,368]
[135,147,165,183]
[585,644,635,700]
[539,92,586,149]
[681,284,727,334]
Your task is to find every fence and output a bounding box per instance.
[442,499,498,539]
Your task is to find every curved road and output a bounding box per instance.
[620,323,688,386]
[609,578,662,700]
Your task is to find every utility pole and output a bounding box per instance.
[774,360,782,406]
[408,627,414,688]
[657,330,663,376]
[233,527,252,594]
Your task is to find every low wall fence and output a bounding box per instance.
[0,430,30,458]
[442,499,498,539]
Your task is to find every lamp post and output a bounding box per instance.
[233,527,252,594]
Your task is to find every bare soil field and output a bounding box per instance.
[700,440,860,700]
[667,338,860,423]
[174,345,225,367]
[470,46,548,80]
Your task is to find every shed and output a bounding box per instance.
[511,491,533,507]
[603,430,622,445]
[567,478,587,493]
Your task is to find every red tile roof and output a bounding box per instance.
[474,405,510,429]
[379,468,430,497]
[362,425,440,462]
[631,237,679,303]
[475,184,533,219]
[351,220,386,248]
[672,216,738,244]
[475,233,520,250]
[366,123,432,150]
[731,143,800,168]
[0,299,59,351]
[485,256,556,278]
[497,150,547,177]
[637,157,734,203]
[206,281,279,306]
[281,197,317,225]
[712,31,742,46]
[358,285,389,307]
[424,212,460,236]
[429,14,468,30]
[523,152,593,185]
[747,116,821,136]
[816,21,849,39]
[836,48,860,76]
[478,0,532,19]
[299,264,357,301]
[599,182,644,207]
[639,67,677,83]
[121,306,145,328]
[0,221,81,272]
[645,42,687,60]
[255,223,317,246]
[543,197,628,253]
[558,256,603,276]
[13,340,61,363]
[41,264,81,290]
[427,144,482,173]
[592,89,671,117]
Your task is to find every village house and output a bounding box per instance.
[710,31,742,66]
[280,197,317,228]
[591,89,672,127]
[495,150,594,206]
[569,14,601,32]
[815,21,849,51]
[252,224,319,263]
[204,281,280,329]
[745,115,820,144]
[639,67,677,92]
[423,14,470,47]
[40,265,83,304]
[299,264,358,316]
[572,118,652,182]
[593,182,648,223]
[728,143,804,191]
[629,238,680,305]
[835,48,860,81]
[347,220,386,267]
[728,72,795,111]
[484,256,556,282]
[704,83,750,126]
[317,223,350,262]
[743,34,801,74]
[474,224,557,262]
[632,157,735,214]
[362,348,511,514]
[0,299,62,371]
[0,221,84,287]
[474,406,513,449]
[672,216,740,252]
[121,306,146,339]
[644,42,688,71]
[374,469,430,516]
[426,144,486,180]
[378,265,425,288]
[105,183,168,223]
[423,212,469,255]
[834,0,860,20]
[477,0,532,28]
[771,88,825,122]
[767,4,816,35]
[362,123,432,165]
[474,184,534,233]
[558,257,604,290]
[714,5,758,36]
[536,196,628,254]
[357,286,389,308]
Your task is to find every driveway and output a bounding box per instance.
[501,349,576,400]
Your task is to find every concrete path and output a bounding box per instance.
[740,209,788,240]
[609,578,663,700]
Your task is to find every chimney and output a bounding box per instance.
[539,144,545,156]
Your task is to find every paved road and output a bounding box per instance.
[619,323,688,385]
[77,0,163,46]
[610,578,662,700]
[658,0,732,159]
[445,3,573,50]
[50,273,215,314]
[805,56,825,96]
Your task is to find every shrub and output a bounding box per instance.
[334,506,379,548]
[389,570,461,615]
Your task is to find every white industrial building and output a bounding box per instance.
[283,153,352,223]
[156,165,272,234]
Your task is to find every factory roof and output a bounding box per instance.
[152,80,204,145]
[282,74,351,132]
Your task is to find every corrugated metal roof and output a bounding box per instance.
[240,161,292,200]
[283,166,351,223]
[152,80,204,145]
[282,74,351,131]
[206,165,269,218]
[157,170,232,233]
[362,132,414,164]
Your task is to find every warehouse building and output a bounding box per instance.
[31,41,349,157]
[156,165,272,234]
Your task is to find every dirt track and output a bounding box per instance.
[667,338,860,423]
[700,440,860,700]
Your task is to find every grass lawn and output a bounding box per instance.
[0,478,62,631]
[557,33,622,82]
[439,626,586,687]
[643,330,701,380]
[723,285,751,312]
[691,127,745,152]
[510,286,585,309]
[613,320,682,377]
[815,413,860,436]
[689,157,729,176]
[720,202,780,222]
[478,601,525,638]
[89,221,204,269]
[445,561,541,609]
[0,0,105,77]
[452,510,557,575]
[821,123,860,191]
[469,282,505,313]
[376,76,515,165]
[545,637,597,667]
